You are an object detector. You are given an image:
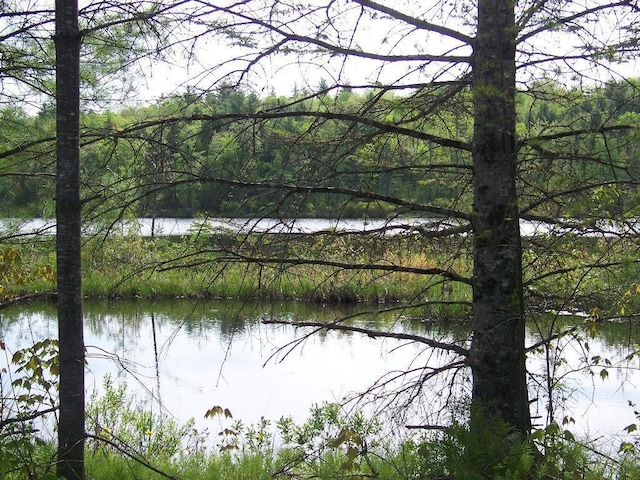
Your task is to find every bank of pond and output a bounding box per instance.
[5,218,638,319]
[1,299,639,479]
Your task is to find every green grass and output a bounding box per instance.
[3,229,640,320]
[2,407,638,480]
[3,232,475,317]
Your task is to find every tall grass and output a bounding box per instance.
[6,230,639,318]
[8,232,474,317]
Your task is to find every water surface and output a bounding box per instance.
[1,299,638,447]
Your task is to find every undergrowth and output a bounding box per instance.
[1,365,639,479]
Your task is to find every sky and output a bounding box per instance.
[119,0,640,110]
[1,0,637,112]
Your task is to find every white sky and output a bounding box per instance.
[121,0,640,108]
[1,0,637,111]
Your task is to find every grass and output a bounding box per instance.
[4,231,475,319]
[2,394,639,480]
[3,227,639,320]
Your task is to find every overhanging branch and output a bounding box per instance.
[261,317,469,357]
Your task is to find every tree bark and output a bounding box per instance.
[55,0,85,478]
[470,0,531,434]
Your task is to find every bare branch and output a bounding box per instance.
[261,317,469,357]
[517,0,638,44]
[526,325,580,352]
[110,111,471,152]
[518,124,635,148]
[194,1,471,65]
[0,407,58,430]
[352,0,474,46]
[85,434,181,480]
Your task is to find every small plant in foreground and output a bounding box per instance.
[274,402,382,478]
[0,339,59,479]
[87,375,204,460]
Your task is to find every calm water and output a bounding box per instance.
[3,217,634,237]
[1,299,638,447]
[1,217,450,236]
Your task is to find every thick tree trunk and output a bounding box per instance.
[55,0,85,478]
[470,0,531,434]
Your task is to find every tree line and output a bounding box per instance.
[1,78,639,222]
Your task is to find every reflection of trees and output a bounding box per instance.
[1,299,451,343]
[2,301,638,428]
[4,301,637,352]
[533,314,640,349]
[596,320,640,349]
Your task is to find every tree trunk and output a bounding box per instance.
[470,0,531,434]
[55,0,85,478]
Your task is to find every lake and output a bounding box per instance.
[1,299,638,451]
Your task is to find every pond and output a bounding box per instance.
[1,299,638,449]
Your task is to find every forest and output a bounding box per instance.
[2,78,639,221]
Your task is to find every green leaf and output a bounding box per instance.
[346,445,359,461]
[531,429,545,441]
[545,422,560,435]
[586,321,598,339]
[619,441,635,454]
[27,356,38,371]
[330,428,348,448]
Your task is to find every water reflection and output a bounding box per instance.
[0,299,638,447]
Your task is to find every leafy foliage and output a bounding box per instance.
[0,339,59,479]
[0,247,55,301]
[1,80,639,221]
[87,375,201,459]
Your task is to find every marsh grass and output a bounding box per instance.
[10,232,474,308]
[6,230,639,319]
